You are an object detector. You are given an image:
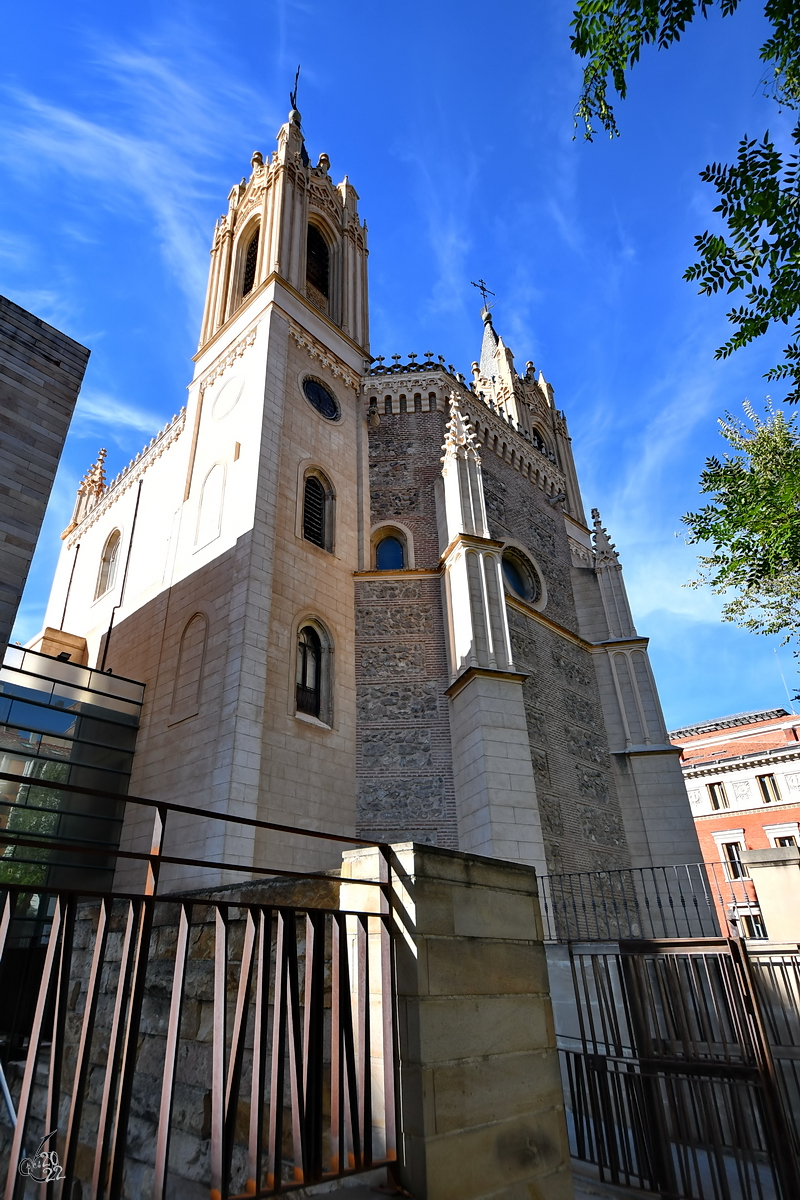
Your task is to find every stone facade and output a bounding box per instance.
[0,295,89,646]
[29,111,701,885]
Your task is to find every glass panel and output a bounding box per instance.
[502,556,526,597]
[8,701,79,738]
[78,717,138,750]
[0,727,41,754]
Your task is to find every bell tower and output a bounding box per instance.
[39,108,374,890]
[199,106,369,352]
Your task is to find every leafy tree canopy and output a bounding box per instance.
[571,1,800,402]
[683,401,800,640]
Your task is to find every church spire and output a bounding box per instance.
[478,307,499,378]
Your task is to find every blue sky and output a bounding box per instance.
[3,0,798,729]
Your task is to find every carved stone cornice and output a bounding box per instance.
[568,536,593,568]
[289,321,361,390]
[65,409,186,547]
[196,326,258,394]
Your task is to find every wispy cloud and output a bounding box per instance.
[73,391,167,442]
[0,32,279,322]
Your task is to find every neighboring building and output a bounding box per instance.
[27,109,701,889]
[0,644,144,891]
[672,707,800,937]
[0,295,90,647]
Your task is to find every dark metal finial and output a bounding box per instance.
[289,65,300,111]
[471,278,495,307]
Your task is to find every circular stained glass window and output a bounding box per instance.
[502,551,541,604]
[303,377,340,421]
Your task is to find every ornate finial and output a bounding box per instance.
[424,351,434,360]
[441,392,480,461]
[251,151,264,170]
[317,152,330,173]
[82,447,107,497]
[591,509,621,566]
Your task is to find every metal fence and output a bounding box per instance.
[540,862,764,942]
[559,938,800,1200]
[0,772,397,1200]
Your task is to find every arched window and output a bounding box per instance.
[242,228,259,297]
[302,472,334,551]
[296,625,322,717]
[95,530,121,599]
[170,612,208,722]
[196,463,225,548]
[376,535,404,570]
[306,225,329,299]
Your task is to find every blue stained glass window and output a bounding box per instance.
[376,536,404,570]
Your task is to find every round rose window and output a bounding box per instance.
[303,378,340,421]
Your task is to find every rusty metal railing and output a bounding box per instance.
[0,772,398,1199]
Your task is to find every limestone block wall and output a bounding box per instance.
[0,295,89,646]
[342,843,574,1200]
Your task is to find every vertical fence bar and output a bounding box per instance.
[43,894,76,1199]
[91,899,138,1200]
[106,896,155,1200]
[153,901,191,1200]
[302,912,325,1182]
[223,908,256,1191]
[62,896,111,1190]
[247,908,273,1197]
[210,905,229,1200]
[144,805,167,896]
[3,896,63,1200]
[284,911,306,1183]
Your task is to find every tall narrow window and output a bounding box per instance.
[722,841,748,880]
[196,463,225,548]
[303,476,326,548]
[296,626,322,717]
[95,530,121,599]
[708,781,729,811]
[170,612,208,722]
[242,228,259,297]
[306,225,329,298]
[758,774,781,803]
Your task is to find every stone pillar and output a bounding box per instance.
[341,842,573,1200]
[741,847,800,942]
[447,668,548,875]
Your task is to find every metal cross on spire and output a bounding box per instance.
[289,65,300,111]
[471,278,495,307]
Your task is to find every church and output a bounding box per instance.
[33,106,702,888]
